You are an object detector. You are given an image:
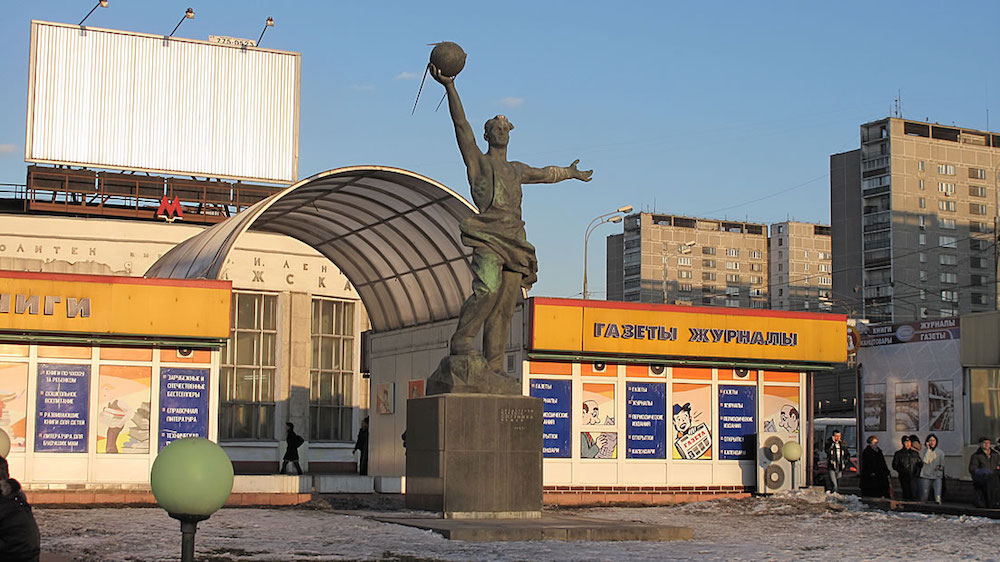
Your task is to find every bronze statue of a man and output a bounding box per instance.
[426,61,592,395]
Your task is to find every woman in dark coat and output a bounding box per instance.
[860,435,891,498]
[353,416,370,476]
[0,456,41,562]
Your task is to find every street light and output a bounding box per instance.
[79,0,109,26]
[257,17,274,46]
[583,205,633,300]
[168,8,195,38]
[150,437,234,562]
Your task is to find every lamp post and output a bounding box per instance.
[79,0,109,26]
[782,441,802,489]
[150,437,234,562]
[257,17,275,46]
[168,8,195,38]
[583,205,632,300]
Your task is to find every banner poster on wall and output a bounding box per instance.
[894,381,919,431]
[529,378,571,458]
[863,383,887,432]
[407,379,425,400]
[36,364,90,453]
[762,385,800,439]
[672,383,712,460]
[718,385,756,460]
[97,366,151,454]
[158,368,209,451]
[928,380,954,431]
[0,363,28,452]
[626,381,665,459]
[581,382,617,459]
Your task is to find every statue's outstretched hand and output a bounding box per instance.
[569,159,593,182]
[428,63,453,86]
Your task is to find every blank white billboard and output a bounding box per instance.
[26,21,300,184]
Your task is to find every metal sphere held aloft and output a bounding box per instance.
[429,41,466,77]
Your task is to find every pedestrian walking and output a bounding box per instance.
[919,434,944,504]
[354,416,370,475]
[0,456,41,562]
[860,435,891,498]
[281,422,304,475]
[825,430,850,494]
[969,436,1000,508]
[891,435,921,500]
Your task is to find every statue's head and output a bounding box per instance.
[484,115,514,147]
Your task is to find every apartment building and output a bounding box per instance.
[831,118,1000,323]
[606,213,769,308]
[768,221,833,312]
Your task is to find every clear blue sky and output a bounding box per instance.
[1,1,998,299]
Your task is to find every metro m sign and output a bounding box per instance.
[157,196,184,222]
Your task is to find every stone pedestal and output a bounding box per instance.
[405,393,542,519]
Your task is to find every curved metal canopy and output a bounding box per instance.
[145,166,476,332]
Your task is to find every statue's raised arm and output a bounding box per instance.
[518,159,593,184]
[430,63,482,183]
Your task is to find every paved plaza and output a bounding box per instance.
[36,490,1000,561]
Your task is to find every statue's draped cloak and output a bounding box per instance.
[460,159,538,290]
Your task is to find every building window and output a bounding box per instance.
[750,288,765,297]
[940,308,958,317]
[919,252,926,263]
[750,276,762,284]
[919,233,926,245]
[818,277,832,286]
[919,270,928,282]
[679,283,692,292]
[972,293,988,305]
[919,307,928,318]
[918,215,926,229]
[940,254,957,266]
[777,264,783,272]
[919,179,925,190]
[726,261,739,270]
[938,200,955,212]
[970,369,1000,441]
[748,250,762,259]
[726,274,741,283]
[971,257,986,269]
[677,256,692,266]
[725,299,740,307]
[918,198,926,209]
[702,246,716,255]
[939,235,957,248]
[220,292,277,440]
[971,274,987,286]
[939,218,956,230]
[937,164,955,175]
[971,239,988,251]
[938,182,955,195]
[920,289,926,301]
[803,263,810,271]
[777,225,784,233]
[726,248,739,257]
[939,272,958,284]
[778,288,783,296]
[970,167,987,180]
[778,238,784,246]
[702,272,716,281]
[818,264,830,272]
[972,221,990,233]
[310,298,356,442]
[970,203,988,216]
[678,270,693,279]
[702,259,716,268]
[918,161,925,172]
[970,185,987,198]
[940,290,959,302]
[750,263,763,272]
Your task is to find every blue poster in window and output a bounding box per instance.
[159,368,209,450]
[36,364,90,453]
[626,382,666,458]
[718,385,756,460]
[529,378,571,458]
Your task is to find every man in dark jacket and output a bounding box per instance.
[0,456,41,562]
[891,435,921,500]
[969,437,1000,508]
[825,430,851,493]
[281,422,304,475]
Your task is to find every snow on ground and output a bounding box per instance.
[36,490,1000,561]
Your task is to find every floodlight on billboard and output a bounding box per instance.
[25,21,300,184]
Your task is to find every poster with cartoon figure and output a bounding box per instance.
[581,431,618,459]
[762,386,800,437]
[0,363,28,453]
[672,383,712,460]
[97,366,151,454]
[581,383,615,426]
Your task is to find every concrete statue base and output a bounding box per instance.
[405,393,542,519]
